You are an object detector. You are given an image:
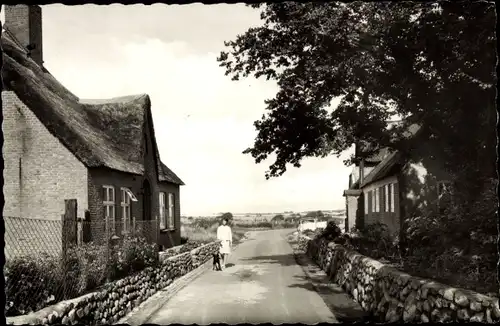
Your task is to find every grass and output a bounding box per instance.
[181,218,248,246]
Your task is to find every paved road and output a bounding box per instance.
[145,229,339,324]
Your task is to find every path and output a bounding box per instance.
[140,229,344,324]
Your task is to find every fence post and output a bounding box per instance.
[61,199,77,298]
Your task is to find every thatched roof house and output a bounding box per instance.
[2,5,184,249]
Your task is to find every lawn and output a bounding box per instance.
[181,219,248,246]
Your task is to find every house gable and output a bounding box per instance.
[2,91,88,220]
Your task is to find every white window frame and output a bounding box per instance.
[159,192,166,230]
[103,185,116,233]
[167,193,175,229]
[390,183,395,213]
[121,187,134,233]
[364,192,368,214]
[375,188,380,213]
[371,190,375,213]
[384,184,390,212]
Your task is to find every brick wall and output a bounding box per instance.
[2,91,88,220]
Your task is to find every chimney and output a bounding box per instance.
[4,5,43,66]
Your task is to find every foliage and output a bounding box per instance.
[191,217,219,230]
[402,177,498,293]
[4,253,61,316]
[218,2,496,180]
[305,211,325,219]
[233,221,273,229]
[317,220,342,241]
[286,213,301,221]
[217,212,234,223]
[302,229,316,237]
[272,214,285,222]
[108,236,159,280]
[182,223,219,243]
[5,242,113,317]
[64,242,108,296]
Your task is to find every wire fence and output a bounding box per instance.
[4,216,159,317]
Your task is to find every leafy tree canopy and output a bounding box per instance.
[272,214,285,221]
[305,211,325,219]
[218,212,234,221]
[218,2,496,181]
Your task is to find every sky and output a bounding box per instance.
[1,4,354,216]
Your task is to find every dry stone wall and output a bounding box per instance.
[7,241,221,326]
[301,235,500,323]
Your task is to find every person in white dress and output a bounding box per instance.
[216,217,233,270]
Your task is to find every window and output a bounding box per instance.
[375,188,380,213]
[103,185,115,233]
[364,192,368,214]
[384,184,390,212]
[167,193,175,229]
[121,187,137,233]
[390,183,395,213]
[159,192,166,229]
[371,190,375,213]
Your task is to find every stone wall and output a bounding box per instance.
[7,241,221,325]
[302,235,500,323]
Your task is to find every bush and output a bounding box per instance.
[64,242,108,297]
[402,177,498,293]
[333,223,400,263]
[317,220,342,241]
[5,236,159,317]
[4,253,61,316]
[191,217,219,229]
[108,235,159,280]
[235,221,272,228]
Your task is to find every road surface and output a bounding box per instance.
[144,229,339,324]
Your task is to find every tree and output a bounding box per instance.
[218,2,496,191]
[218,212,234,222]
[272,214,285,223]
[305,211,324,219]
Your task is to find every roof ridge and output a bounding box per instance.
[78,94,149,104]
[2,27,28,54]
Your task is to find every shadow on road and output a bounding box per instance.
[290,254,370,323]
[289,275,369,322]
[239,254,298,267]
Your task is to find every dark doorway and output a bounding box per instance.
[143,178,151,221]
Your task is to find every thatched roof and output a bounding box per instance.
[1,30,184,185]
[360,123,422,188]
